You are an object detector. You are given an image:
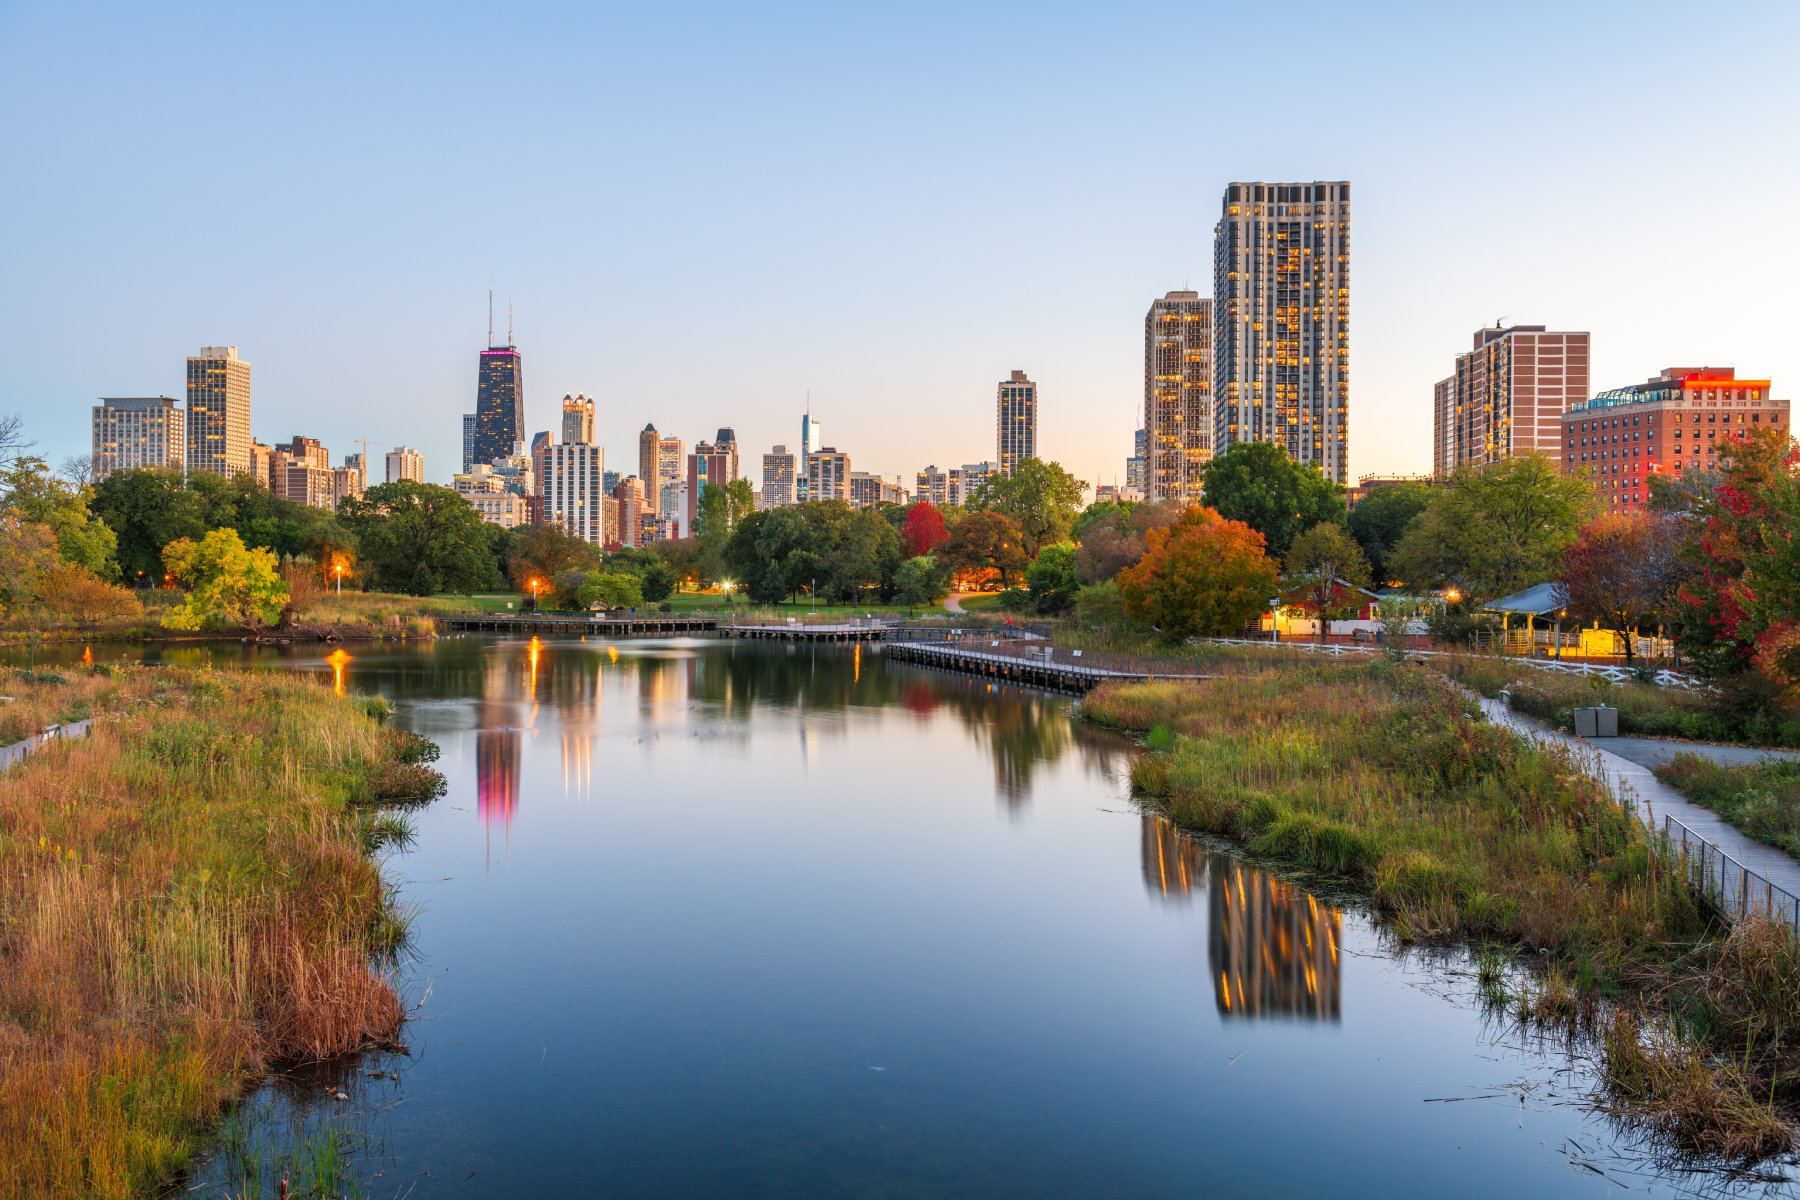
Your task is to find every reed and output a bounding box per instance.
[1084,661,1800,1163]
[0,666,442,1200]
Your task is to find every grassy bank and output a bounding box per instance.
[1083,661,1800,1163]
[0,666,443,1200]
[1656,754,1800,860]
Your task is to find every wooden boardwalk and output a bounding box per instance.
[441,614,718,636]
[886,640,1209,693]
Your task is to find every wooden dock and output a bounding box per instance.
[441,614,718,636]
[718,621,970,644]
[885,640,1209,693]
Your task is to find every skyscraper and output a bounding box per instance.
[714,427,741,484]
[638,424,664,514]
[386,446,425,483]
[798,406,822,500]
[686,440,733,535]
[462,413,477,473]
[1434,324,1590,478]
[806,447,851,502]
[185,346,251,477]
[92,396,184,480]
[1126,427,1147,492]
[1212,181,1351,484]
[543,442,604,542]
[468,300,523,470]
[761,445,797,508]
[996,370,1037,476]
[560,394,596,444]
[1144,291,1213,503]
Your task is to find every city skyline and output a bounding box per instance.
[4,3,1797,491]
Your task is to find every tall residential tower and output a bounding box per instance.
[1212,182,1350,484]
[1433,324,1590,477]
[560,394,595,445]
[92,396,185,480]
[996,370,1037,476]
[1144,291,1213,503]
[185,346,251,477]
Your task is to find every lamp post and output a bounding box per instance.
[334,562,344,594]
[529,577,540,612]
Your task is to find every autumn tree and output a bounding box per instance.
[1200,442,1345,558]
[1282,523,1373,644]
[1074,500,1181,583]
[1390,453,1593,602]
[940,510,1030,588]
[41,564,143,628]
[161,528,289,631]
[1558,511,1679,665]
[900,501,950,559]
[0,456,119,578]
[1117,506,1280,640]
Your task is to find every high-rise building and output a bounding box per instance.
[561,394,596,445]
[249,440,274,489]
[385,446,425,484]
[849,472,907,509]
[714,427,741,484]
[1126,427,1147,492]
[798,407,822,500]
[185,346,251,478]
[332,459,365,507]
[613,476,647,547]
[805,448,851,502]
[761,445,797,508]
[948,461,999,507]
[468,304,524,470]
[916,465,949,507]
[92,396,184,479]
[542,442,604,542]
[1212,181,1351,484]
[638,424,665,514]
[1144,291,1213,503]
[462,414,477,473]
[659,480,686,536]
[1561,367,1788,511]
[272,436,334,508]
[996,370,1037,476]
[1434,324,1591,478]
[686,440,734,535]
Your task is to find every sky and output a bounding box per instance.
[3,0,1797,493]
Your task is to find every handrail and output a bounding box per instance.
[1663,814,1800,931]
[1188,637,1708,691]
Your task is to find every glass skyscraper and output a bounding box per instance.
[470,342,524,468]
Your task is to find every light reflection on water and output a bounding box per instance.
[15,636,1793,1198]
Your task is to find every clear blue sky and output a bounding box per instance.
[4,0,1796,491]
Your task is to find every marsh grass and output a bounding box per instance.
[0,666,442,1200]
[1084,661,1800,1163]
[1655,755,1800,860]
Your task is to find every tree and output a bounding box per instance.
[161,529,289,631]
[338,482,504,595]
[509,522,601,591]
[1071,499,1135,543]
[1559,511,1679,665]
[41,564,142,628]
[892,555,950,606]
[0,518,69,623]
[90,468,216,581]
[1025,542,1080,615]
[0,456,119,579]
[1346,480,1431,583]
[968,458,1087,554]
[1200,442,1345,558]
[900,501,950,559]
[940,510,1029,588]
[1282,523,1373,644]
[590,571,644,610]
[1390,453,1593,602]
[1074,579,1125,627]
[1117,506,1280,640]
[1074,500,1181,584]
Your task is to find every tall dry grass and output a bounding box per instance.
[1084,661,1800,1163]
[0,666,440,1200]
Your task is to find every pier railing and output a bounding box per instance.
[1190,636,1707,691]
[1663,814,1800,931]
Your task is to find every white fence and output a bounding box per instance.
[1194,637,1708,691]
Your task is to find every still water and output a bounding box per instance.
[44,636,1798,1197]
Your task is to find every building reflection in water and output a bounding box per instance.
[476,728,521,831]
[1139,814,1342,1021]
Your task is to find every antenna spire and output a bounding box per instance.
[508,297,514,347]
[487,290,494,346]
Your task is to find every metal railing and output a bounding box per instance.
[901,635,1211,679]
[1663,814,1800,931]
[1191,636,1708,691]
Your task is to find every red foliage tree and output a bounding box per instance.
[1559,511,1678,664]
[1116,506,1279,639]
[900,501,950,559]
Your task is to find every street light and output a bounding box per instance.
[334,562,345,594]
[1444,587,1462,606]
[529,577,541,612]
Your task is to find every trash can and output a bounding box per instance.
[1573,706,1619,738]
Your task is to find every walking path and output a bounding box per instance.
[943,593,970,614]
[1480,699,1800,914]
[1595,736,1799,773]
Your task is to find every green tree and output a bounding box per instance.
[1073,579,1125,627]
[1282,523,1373,644]
[1346,480,1431,582]
[1,456,119,578]
[1200,442,1345,558]
[161,528,289,631]
[892,555,950,606]
[1117,506,1279,640]
[968,458,1087,554]
[1389,453,1593,602]
[1025,541,1080,615]
[338,482,504,594]
[509,521,601,590]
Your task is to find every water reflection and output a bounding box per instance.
[1209,854,1341,1022]
[1141,813,1208,903]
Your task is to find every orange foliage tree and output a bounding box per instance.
[1117,506,1280,639]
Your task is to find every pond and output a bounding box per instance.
[30,636,1797,1197]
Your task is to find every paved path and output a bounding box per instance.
[943,592,970,614]
[1481,699,1800,910]
[1595,736,1799,773]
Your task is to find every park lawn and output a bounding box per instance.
[0,665,444,1200]
[1084,661,1800,1164]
